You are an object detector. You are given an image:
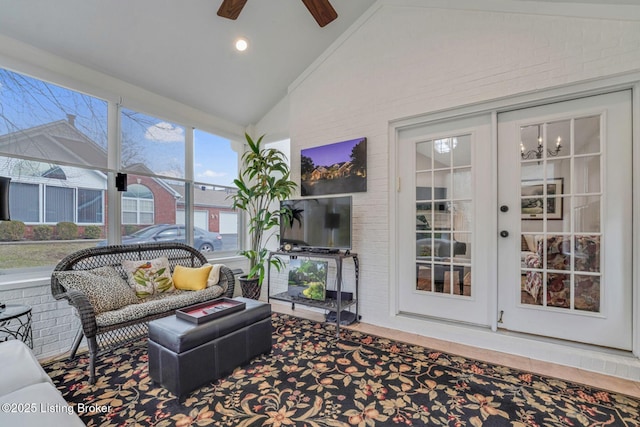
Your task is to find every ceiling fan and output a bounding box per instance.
[217,0,338,28]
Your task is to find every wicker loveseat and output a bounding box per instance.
[51,242,235,384]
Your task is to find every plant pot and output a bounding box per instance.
[239,275,261,300]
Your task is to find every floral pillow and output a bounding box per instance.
[122,257,175,299]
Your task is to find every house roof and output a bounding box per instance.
[170,183,235,209]
[0,118,185,199]
[0,119,107,168]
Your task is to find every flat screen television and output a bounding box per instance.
[280,196,352,251]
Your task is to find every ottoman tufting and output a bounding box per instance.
[148,297,272,398]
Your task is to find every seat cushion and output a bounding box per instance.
[0,340,54,397]
[95,284,226,327]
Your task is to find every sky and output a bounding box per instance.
[0,68,238,187]
[301,137,364,167]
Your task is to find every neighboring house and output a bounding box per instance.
[310,166,328,181]
[170,183,237,236]
[0,117,182,238]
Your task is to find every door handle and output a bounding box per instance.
[500,230,509,238]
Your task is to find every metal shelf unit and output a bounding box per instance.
[267,250,359,337]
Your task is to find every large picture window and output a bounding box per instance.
[0,66,239,276]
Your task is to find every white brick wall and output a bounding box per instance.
[287,4,640,347]
[0,282,79,359]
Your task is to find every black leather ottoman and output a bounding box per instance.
[148,297,272,398]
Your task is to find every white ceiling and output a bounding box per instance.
[0,0,375,128]
[0,0,635,130]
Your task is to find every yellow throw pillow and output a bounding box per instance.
[172,264,213,291]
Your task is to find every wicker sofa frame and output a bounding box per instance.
[51,242,235,384]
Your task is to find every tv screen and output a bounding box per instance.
[280,196,352,251]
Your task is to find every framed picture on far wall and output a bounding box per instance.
[521,178,564,220]
[300,137,366,196]
[287,259,328,301]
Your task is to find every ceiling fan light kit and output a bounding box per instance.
[217,0,338,27]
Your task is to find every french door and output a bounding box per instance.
[497,91,632,350]
[397,114,493,326]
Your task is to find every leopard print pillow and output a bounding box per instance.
[54,268,139,315]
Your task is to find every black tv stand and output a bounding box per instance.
[267,249,359,337]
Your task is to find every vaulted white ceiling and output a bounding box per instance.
[0,0,375,128]
[0,0,635,130]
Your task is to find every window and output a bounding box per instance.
[121,109,185,179]
[78,188,103,224]
[9,182,39,223]
[193,129,239,253]
[5,159,105,225]
[0,66,238,277]
[122,184,154,225]
[45,186,75,223]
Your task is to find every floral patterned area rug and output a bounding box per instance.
[43,313,639,426]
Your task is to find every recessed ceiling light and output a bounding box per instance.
[235,38,248,52]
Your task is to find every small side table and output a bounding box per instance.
[0,304,33,348]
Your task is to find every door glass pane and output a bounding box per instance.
[520,116,602,313]
[546,159,570,195]
[574,116,600,155]
[574,235,600,273]
[521,162,543,181]
[416,263,433,292]
[416,140,433,170]
[546,120,570,158]
[547,273,570,308]
[452,134,471,167]
[574,196,600,233]
[452,168,471,199]
[433,138,453,168]
[415,133,471,297]
[452,201,472,232]
[520,124,541,160]
[575,275,600,312]
[574,156,600,194]
[557,196,571,232]
[432,171,450,199]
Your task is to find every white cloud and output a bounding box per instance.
[199,170,227,178]
[145,122,184,142]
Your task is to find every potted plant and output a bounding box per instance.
[231,133,297,299]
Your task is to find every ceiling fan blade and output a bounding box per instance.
[301,0,338,27]
[217,0,248,20]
